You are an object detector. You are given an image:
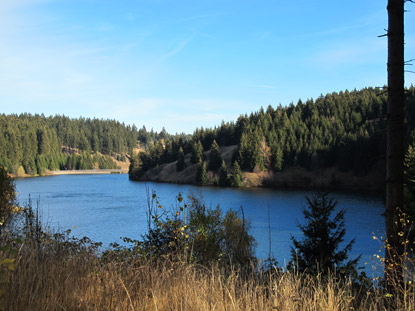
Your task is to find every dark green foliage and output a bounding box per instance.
[208,140,222,171]
[229,161,243,187]
[221,208,255,266]
[0,167,16,227]
[129,134,192,181]
[290,192,359,276]
[139,192,256,268]
[97,154,119,169]
[237,130,264,172]
[196,161,208,186]
[270,143,283,172]
[186,195,223,265]
[218,160,229,187]
[191,140,203,164]
[128,86,414,183]
[128,154,144,180]
[176,147,186,172]
[0,114,139,175]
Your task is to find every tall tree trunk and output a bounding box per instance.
[385,0,405,285]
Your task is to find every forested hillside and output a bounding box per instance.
[130,86,415,188]
[0,114,146,175]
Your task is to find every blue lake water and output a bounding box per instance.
[14,174,385,273]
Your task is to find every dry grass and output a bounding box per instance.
[2,241,414,311]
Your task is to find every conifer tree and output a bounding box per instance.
[176,147,186,172]
[208,140,222,171]
[290,192,358,275]
[191,140,203,164]
[196,161,208,186]
[229,161,242,187]
[271,143,283,172]
[218,160,229,187]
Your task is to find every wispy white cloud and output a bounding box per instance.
[0,0,51,11]
[309,37,386,70]
[99,97,248,133]
[159,36,194,63]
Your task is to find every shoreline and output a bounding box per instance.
[12,169,129,178]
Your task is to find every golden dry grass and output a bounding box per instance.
[2,242,414,311]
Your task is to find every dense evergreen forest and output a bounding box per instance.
[0,114,167,175]
[2,86,414,180]
[129,86,415,186]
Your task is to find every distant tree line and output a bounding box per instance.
[0,114,144,175]
[129,86,415,185]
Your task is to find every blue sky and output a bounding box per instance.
[0,0,414,134]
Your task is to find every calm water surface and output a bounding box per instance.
[14,174,385,272]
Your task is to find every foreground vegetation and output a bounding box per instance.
[1,207,414,310]
[1,167,415,310]
[2,247,414,311]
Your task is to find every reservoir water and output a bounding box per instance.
[14,174,385,273]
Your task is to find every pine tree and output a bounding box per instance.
[218,160,229,187]
[208,140,222,171]
[229,161,242,187]
[191,140,203,164]
[196,161,208,186]
[271,143,283,172]
[176,147,186,172]
[290,192,358,275]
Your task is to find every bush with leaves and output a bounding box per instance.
[290,192,359,276]
[132,191,256,269]
[0,167,16,228]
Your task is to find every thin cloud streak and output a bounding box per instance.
[159,36,195,63]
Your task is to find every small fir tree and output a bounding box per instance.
[208,140,222,171]
[218,160,229,187]
[290,192,358,275]
[176,147,186,172]
[191,140,203,164]
[196,161,208,186]
[229,161,242,187]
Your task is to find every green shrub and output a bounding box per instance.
[112,191,256,269]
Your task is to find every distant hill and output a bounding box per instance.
[0,114,139,176]
[0,113,190,177]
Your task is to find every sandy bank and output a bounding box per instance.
[12,169,128,178]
